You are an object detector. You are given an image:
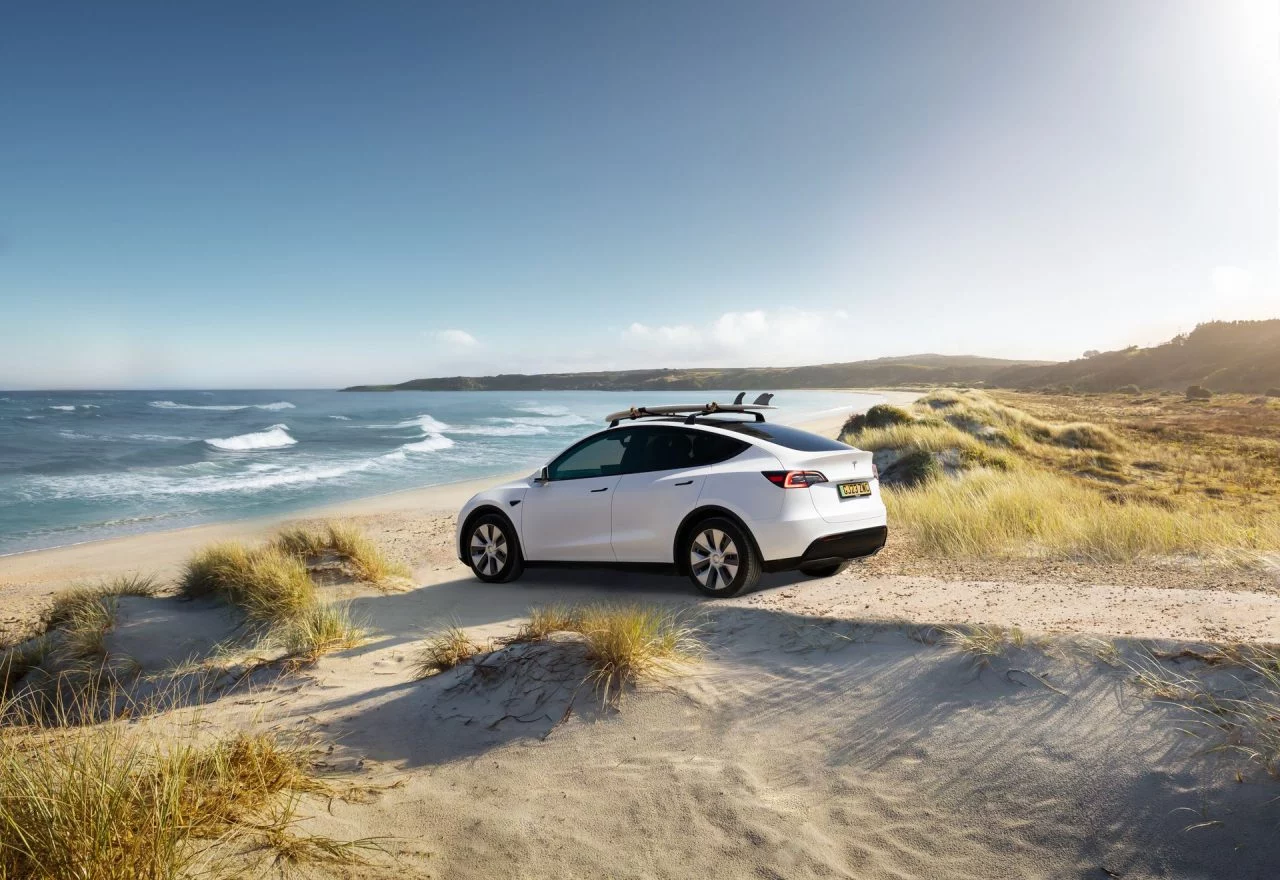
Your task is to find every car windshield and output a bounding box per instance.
[710,421,852,452]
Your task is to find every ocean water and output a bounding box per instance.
[0,389,876,555]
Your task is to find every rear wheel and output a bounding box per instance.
[799,560,847,578]
[684,517,760,598]
[465,513,524,583]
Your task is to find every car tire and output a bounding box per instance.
[799,560,847,578]
[684,517,760,598]
[464,513,524,583]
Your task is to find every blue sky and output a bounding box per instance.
[1,1,1276,389]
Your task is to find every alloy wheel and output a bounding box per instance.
[469,522,508,576]
[690,528,739,592]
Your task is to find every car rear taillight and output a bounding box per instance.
[762,470,827,488]
[872,462,879,479]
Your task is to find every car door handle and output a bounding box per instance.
[674,480,694,486]
[590,487,608,493]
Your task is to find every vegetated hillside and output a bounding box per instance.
[343,354,1046,392]
[990,320,1280,393]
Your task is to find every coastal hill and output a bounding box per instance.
[989,320,1280,393]
[343,354,1045,392]
[344,320,1280,394]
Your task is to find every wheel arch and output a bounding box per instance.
[458,505,519,561]
[672,505,763,575]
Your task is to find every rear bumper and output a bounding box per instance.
[762,525,888,573]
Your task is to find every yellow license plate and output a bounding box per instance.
[838,481,871,499]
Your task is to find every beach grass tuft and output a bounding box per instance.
[576,604,700,702]
[272,602,367,663]
[0,717,370,879]
[271,521,410,585]
[940,623,1030,661]
[412,625,487,678]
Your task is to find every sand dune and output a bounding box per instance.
[98,574,1280,879]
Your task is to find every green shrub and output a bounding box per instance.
[1185,385,1213,400]
[883,449,940,487]
[1116,384,1140,394]
[841,404,913,436]
[1266,388,1280,398]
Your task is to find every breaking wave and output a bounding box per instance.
[205,424,297,451]
[447,424,550,437]
[151,400,295,412]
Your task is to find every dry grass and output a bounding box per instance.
[271,602,367,663]
[575,604,700,702]
[940,624,1031,661]
[271,521,409,585]
[887,467,1280,562]
[181,543,314,625]
[0,577,163,716]
[0,718,372,879]
[1125,646,1280,776]
[514,604,588,643]
[847,388,1280,564]
[412,625,486,678]
[511,604,700,702]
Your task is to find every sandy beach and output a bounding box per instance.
[4,391,1280,878]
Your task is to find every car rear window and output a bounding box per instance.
[712,422,852,452]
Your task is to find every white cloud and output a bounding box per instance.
[620,307,854,366]
[434,329,478,346]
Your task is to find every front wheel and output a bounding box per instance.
[465,514,524,583]
[684,517,760,598]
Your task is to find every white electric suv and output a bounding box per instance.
[454,400,887,597]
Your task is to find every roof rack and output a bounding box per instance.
[605,394,776,427]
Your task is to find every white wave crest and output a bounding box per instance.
[492,414,590,427]
[205,424,297,451]
[515,403,574,416]
[328,415,351,420]
[447,424,550,437]
[49,405,76,412]
[402,434,455,453]
[150,400,295,412]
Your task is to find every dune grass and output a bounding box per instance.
[575,604,700,702]
[1126,646,1280,777]
[182,537,370,665]
[886,467,1280,562]
[412,625,486,678]
[940,624,1031,661]
[845,388,1279,564]
[0,576,163,715]
[182,542,314,625]
[271,602,367,663]
[271,521,409,585]
[514,604,588,643]
[849,421,1014,471]
[511,604,700,702]
[0,719,370,879]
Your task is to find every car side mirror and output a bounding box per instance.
[533,466,550,484]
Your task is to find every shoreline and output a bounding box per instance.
[0,391,909,617]
[1,389,905,561]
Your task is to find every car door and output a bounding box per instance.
[520,429,633,562]
[610,427,748,563]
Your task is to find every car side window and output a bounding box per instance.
[619,427,749,474]
[547,430,631,480]
[686,430,749,467]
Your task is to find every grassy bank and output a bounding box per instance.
[845,390,1280,563]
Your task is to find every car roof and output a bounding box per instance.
[600,417,853,453]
